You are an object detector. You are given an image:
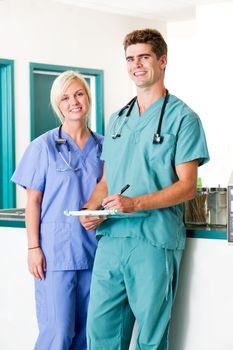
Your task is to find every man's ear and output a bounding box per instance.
[160,54,167,70]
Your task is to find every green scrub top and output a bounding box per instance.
[97,93,209,249]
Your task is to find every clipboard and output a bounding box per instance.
[64,209,118,216]
[64,209,149,218]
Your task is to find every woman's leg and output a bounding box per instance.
[34,270,77,350]
[70,269,92,350]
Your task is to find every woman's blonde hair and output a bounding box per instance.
[50,70,92,123]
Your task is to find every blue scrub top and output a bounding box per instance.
[97,93,209,250]
[12,128,104,270]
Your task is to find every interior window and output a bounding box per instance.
[0,59,15,208]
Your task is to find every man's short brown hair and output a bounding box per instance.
[123,28,167,59]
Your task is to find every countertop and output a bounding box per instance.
[0,208,227,239]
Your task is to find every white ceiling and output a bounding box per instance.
[55,0,232,21]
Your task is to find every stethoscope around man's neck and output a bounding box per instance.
[111,89,169,144]
[55,125,102,171]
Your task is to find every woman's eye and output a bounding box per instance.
[61,96,69,101]
[76,92,84,97]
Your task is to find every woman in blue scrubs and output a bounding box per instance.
[11,70,104,350]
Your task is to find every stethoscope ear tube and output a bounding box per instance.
[125,96,137,117]
[111,96,137,139]
[118,96,137,116]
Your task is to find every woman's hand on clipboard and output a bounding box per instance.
[80,214,106,231]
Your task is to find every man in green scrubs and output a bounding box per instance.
[81,28,209,350]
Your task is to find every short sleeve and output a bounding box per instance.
[175,113,210,166]
[11,138,48,192]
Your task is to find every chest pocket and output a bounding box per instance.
[148,133,176,169]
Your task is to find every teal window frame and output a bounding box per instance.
[0,59,16,208]
[29,63,104,140]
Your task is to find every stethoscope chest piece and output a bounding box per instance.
[153,133,163,144]
[112,134,121,139]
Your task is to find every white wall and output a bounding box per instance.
[169,236,233,350]
[0,227,37,350]
[166,1,233,188]
[0,0,165,207]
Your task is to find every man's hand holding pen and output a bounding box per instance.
[80,185,133,231]
[101,184,135,213]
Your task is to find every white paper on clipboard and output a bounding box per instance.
[64,209,149,218]
[64,209,118,217]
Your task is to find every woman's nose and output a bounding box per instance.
[71,95,79,105]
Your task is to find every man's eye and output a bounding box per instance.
[142,55,149,60]
[126,57,134,63]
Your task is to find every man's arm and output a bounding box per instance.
[80,165,108,231]
[102,160,198,212]
[83,165,108,209]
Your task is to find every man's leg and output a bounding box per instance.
[123,240,183,350]
[87,236,135,350]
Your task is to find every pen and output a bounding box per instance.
[119,184,130,195]
[100,184,130,210]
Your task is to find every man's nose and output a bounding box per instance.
[135,57,143,67]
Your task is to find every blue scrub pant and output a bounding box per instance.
[87,237,183,350]
[34,269,92,350]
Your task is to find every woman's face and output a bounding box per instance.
[59,79,90,123]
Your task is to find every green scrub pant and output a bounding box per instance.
[87,236,183,350]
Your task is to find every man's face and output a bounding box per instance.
[125,43,167,89]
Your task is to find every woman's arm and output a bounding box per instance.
[26,188,46,280]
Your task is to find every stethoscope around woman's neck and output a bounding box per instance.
[55,125,102,171]
[111,89,169,144]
